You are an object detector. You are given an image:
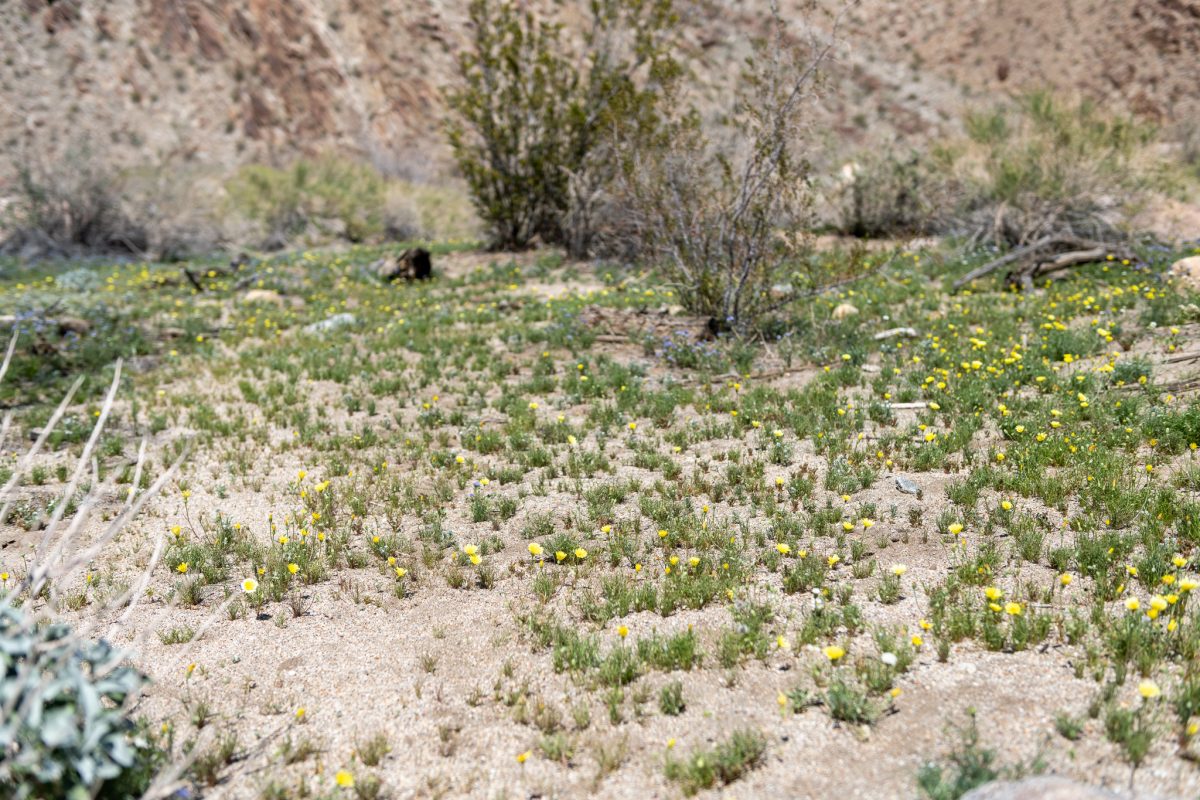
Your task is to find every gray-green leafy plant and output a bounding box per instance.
[0,603,157,799]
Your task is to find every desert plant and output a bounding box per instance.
[444,0,679,254]
[916,710,1044,800]
[1177,116,1200,177]
[947,91,1157,247]
[664,728,766,795]
[0,604,159,799]
[119,165,226,261]
[833,147,939,238]
[1,145,147,258]
[0,350,186,798]
[224,156,386,247]
[615,5,858,333]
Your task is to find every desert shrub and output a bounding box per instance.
[224,155,386,247]
[444,0,679,255]
[1,146,147,258]
[946,91,1157,246]
[1175,116,1200,179]
[833,147,943,238]
[0,603,161,799]
[1,146,228,261]
[120,165,227,261]
[615,8,860,333]
[381,180,483,244]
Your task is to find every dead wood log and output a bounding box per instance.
[953,236,1128,291]
[233,271,263,291]
[952,234,1071,289]
[1030,247,1109,278]
[375,248,432,282]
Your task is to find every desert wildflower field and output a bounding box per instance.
[4,239,1200,799]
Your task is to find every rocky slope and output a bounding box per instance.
[1,0,1196,183]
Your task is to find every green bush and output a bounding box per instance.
[0,604,161,799]
[444,0,678,254]
[225,156,386,245]
[950,91,1157,246]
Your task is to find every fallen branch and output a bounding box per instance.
[1032,247,1109,277]
[1153,378,1200,395]
[182,268,205,292]
[674,365,816,387]
[952,235,1070,289]
[233,271,264,291]
[1164,351,1200,365]
[763,255,895,315]
[953,236,1128,291]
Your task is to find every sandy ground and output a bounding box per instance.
[5,247,1200,799]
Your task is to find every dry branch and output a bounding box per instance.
[952,235,1131,291]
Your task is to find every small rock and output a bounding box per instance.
[241,289,285,307]
[873,326,918,340]
[54,316,91,335]
[832,303,858,320]
[894,476,921,495]
[1170,256,1200,293]
[304,313,356,334]
[961,776,1125,800]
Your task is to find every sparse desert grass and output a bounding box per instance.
[1,235,1200,797]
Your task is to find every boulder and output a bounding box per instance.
[1169,256,1200,293]
[832,302,859,320]
[376,247,432,282]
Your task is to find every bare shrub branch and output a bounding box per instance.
[612,3,860,333]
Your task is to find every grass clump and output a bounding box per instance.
[664,729,767,795]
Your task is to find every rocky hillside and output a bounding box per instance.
[1,0,1197,183]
